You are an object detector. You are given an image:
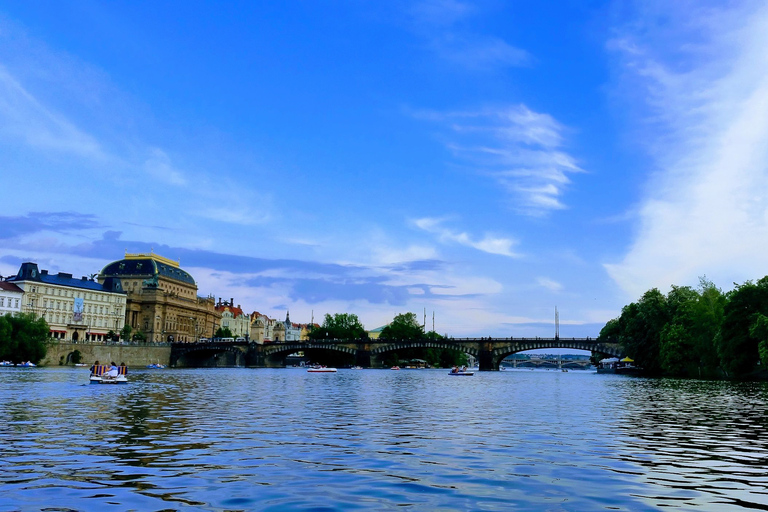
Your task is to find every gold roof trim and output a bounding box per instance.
[124,250,180,268]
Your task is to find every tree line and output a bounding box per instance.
[598,276,768,378]
[0,313,49,364]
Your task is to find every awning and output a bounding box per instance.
[621,357,634,362]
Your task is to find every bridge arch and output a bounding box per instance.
[490,340,621,370]
[261,343,357,368]
[370,340,479,366]
[171,343,248,367]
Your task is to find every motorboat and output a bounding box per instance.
[17,361,37,367]
[90,364,128,384]
[307,366,337,373]
[351,366,363,370]
[146,363,166,369]
[449,367,474,376]
[390,366,400,370]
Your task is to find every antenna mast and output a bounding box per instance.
[555,306,560,339]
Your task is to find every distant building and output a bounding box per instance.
[7,262,126,342]
[368,325,387,340]
[250,312,277,344]
[98,252,219,342]
[0,281,24,316]
[215,298,250,339]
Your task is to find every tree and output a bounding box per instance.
[0,313,49,364]
[749,313,768,369]
[379,312,423,340]
[120,324,132,341]
[307,313,368,340]
[215,327,234,339]
[132,330,147,342]
[617,288,669,375]
[718,277,768,377]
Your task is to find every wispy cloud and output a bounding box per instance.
[0,64,104,158]
[537,277,563,293]
[408,0,530,70]
[418,105,583,214]
[143,148,187,186]
[413,216,519,257]
[605,0,768,298]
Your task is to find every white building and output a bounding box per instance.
[0,281,23,316]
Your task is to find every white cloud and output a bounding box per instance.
[605,1,768,298]
[413,216,519,257]
[537,277,563,293]
[421,105,583,215]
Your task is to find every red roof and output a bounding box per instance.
[0,281,23,293]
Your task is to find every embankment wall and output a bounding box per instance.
[41,343,171,368]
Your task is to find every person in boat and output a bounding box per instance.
[451,366,458,373]
[89,360,100,376]
[120,362,127,374]
[106,362,119,378]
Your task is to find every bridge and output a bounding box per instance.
[170,337,621,371]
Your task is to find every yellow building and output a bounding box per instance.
[98,252,219,342]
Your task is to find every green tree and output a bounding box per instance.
[617,288,669,375]
[215,327,234,339]
[379,312,423,340]
[120,324,132,341]
[308,313,368,340]
[749,313,768,369]
[132,330,147,342]
[0,313,49,364]
[718,277,768,377]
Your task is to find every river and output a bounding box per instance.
[1,367,768,511]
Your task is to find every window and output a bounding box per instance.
[0,298,4,307]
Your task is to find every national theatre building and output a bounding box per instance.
[98,252,219,342]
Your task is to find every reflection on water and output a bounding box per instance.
[2,367,768,511]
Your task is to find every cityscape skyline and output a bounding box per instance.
[2,1,768,337]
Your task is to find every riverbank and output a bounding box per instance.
[41,341,171,367]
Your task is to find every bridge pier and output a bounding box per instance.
[355,349,372,369]
[478,349,497,371]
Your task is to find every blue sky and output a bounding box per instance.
[2,0,768,337]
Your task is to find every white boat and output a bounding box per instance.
[17,361,37,367]
[307,366,337,373]
[390,366,400,370]
[90,364,128,384]
[147,363,166,369]
[351,366,363,370]
[0,361,13,367]
[448,371,474,376]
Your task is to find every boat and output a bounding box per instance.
[0,361,13,367]
[146,363,166,369]
[17,361,37,367]
[351,366,363,370]
[448,366,473,376]
[307,366,337,373]
[90,364,128,384]
[390,366,400,370]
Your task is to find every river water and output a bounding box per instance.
[2,367,768,511]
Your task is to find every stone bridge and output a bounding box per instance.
[170,337,621,371]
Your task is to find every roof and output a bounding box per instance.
[0,281,23,293]
[368,325,388,333]
[11,273,120,292]
[100,256,195,285]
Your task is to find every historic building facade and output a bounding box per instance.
[7,262,126,342]
[215,298,250,339]
[0,281,24,316]
[98,252,219,343]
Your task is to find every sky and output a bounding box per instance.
[2,0,768,338]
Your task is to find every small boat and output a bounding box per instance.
[390,366,400,370]
[17,361,37,367]
[146,363,166,369]
[307,366,337,373]
[351,366,363,370]
[0,361,13,367]
[90,364,128,384]
[449,366,473,376]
